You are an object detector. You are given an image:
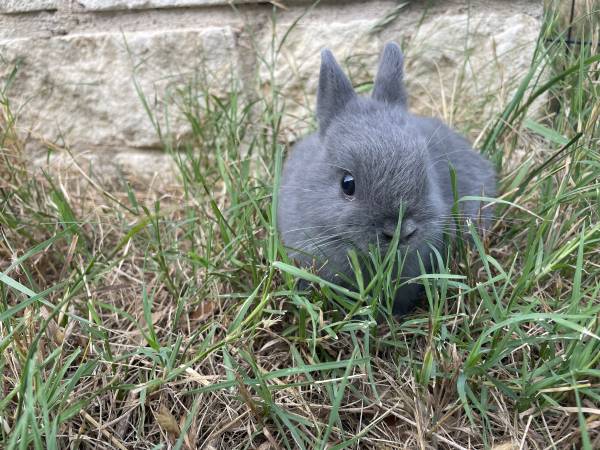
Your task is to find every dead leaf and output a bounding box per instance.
[587,420,600,430]
[156,405,180,438]
[190,301,217,322]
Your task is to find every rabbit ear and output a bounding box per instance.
[317,49,356,133]
[372,42,408,106]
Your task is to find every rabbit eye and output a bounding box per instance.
[341,173,355,196]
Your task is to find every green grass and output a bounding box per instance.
[1,4,599,449]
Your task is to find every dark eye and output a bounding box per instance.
[341,172,355,196]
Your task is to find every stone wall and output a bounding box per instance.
[0,0,543,177]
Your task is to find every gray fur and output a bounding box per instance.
[372,41,408,106]
[277,42,496,314]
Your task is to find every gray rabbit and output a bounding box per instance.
[277,42,496,314]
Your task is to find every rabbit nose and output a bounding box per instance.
[401,219,417,241]
[382,218,417,241]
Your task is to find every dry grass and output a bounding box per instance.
[1,4,600,450]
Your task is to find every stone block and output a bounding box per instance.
[0,0,58,13]
[403,9,542,129]
[259,1,543,137]
[0,26,240,151]
[0,0,545,178]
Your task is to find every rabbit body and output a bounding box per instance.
[277,43,496,314]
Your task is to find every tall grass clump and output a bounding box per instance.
[1,3,599,449]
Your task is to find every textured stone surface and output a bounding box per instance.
[79,0,259,11]
[0,0,545,177]
[1,27,239,151]
[403,10,542,128]
[259,1,543,137]
[0,0,58,13]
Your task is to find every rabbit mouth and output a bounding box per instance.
[375,230,418,248]
[365,236,415,257]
